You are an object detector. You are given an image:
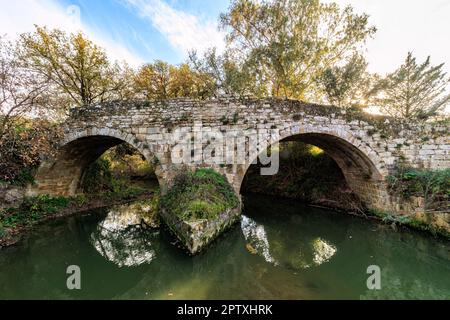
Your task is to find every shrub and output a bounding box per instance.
[81,158,114,193]
[0,118,62,184]
[12,168,36,186]
[387,166,450,212]
[0,195,70,228]
[161,168,239,221]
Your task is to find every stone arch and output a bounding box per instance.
[30,127,164,196]
[238,124,389,209]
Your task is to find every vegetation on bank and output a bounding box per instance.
[0,118,62,186]
[386,165,449,213]
[1,195,74,230]
[161,168,239,221]
[0,186,149,235]
[368,208,450,239]
[361,165,450,239]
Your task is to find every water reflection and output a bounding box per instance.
[0,194,448,299]
[360,267,449,300]
[90,203,158,267]
[240,215,337,269]
[241,215,277,265]
[312,238,337,266]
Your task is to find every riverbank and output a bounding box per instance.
[0,191,155,248]
[242,192,450,240]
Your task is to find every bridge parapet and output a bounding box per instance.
[65,97,449,171]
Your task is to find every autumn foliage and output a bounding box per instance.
[0,118,62,184]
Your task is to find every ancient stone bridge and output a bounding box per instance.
[31,97,449,215]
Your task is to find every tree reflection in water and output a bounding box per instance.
[90,203,159,267]
[241,215,337,270]
[312,238,337,266]
[241,215,278,265]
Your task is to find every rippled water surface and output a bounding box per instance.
[0,194,449,299]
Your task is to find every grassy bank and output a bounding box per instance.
[0,189,154,247]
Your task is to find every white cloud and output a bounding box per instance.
[0,0,144,66]
[122,0,225,57]
[324,0,450,76]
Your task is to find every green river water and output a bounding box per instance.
[0,194,449,299]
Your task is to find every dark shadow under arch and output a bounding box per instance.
[240,132,385,209]
[32,134,162,196]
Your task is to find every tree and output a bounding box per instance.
[371,52,450,120]
[219,0,376,100]
[318,54,375,108]
[168,63,215,99]
[111,62,137,101]
[0,36,50,140]
[189,48,263,97]
[134,60,171,100]
[18,26,124,108]
[134,60,215,100]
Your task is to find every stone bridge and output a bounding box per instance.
[31,97,449,215]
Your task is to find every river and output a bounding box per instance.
[0,194,449,299]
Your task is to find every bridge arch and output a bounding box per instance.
[30,127,164,196]
[238,125,389,209]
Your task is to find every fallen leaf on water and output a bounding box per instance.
[246,243,257,254]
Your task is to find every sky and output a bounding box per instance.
[0,0,449,75]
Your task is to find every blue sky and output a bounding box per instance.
[0,0,449,75]
[56,0,229,64]
[0,0,229,66]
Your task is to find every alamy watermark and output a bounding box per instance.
[146,120,281,175]
[366,265,381,290]
[66,265,81,290]
[66,5,81,30]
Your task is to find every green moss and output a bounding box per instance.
[232,112,239,124]
[161,168,239,222]
[0,195,70,228]
[220,115,229,125]
[180,113,189,121]
[0,221,5,238]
